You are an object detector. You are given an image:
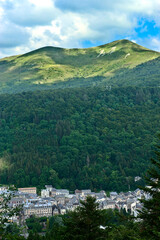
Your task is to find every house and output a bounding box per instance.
[106,200,116,209]
[45,185,53,192]
[9,197,24,207]
[81,190,91,197]
[0,186,8,191]
[42,197,57,206]
[110,192,118,200]
[75,189,82,194]
[98,190,106,198]
[56,189,69,197]
[51,188,57,197]
[18,187,37,195]
[55,194,66,205]
[24,202,52,219]
[83,192,96,198]
[41,189,50,198]
[75,189,82,198]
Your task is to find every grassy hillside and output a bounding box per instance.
[0,39,159,93]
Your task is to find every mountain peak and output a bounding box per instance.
[0,39,160,94]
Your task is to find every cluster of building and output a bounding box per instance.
[0,184,150,225]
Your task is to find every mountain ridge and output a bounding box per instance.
[13,39,160,56]
[0,39,160,93]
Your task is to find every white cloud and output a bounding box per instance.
[0,20,30,48]
[149,38,160,52]
[1,0,57,27]
[27,14,92,49]
[0,0,160,57]
[29,0,53,8]
[54,0,160,16]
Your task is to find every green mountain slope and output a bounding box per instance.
[0,40,160,192]
[0,87,160,191]
[0,39,159,93]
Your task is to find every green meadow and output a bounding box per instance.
[0,39,159,93]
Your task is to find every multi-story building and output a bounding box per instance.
[18,187,37,195]
[24,202,52,218]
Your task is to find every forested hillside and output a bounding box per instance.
[0,86,159,191]
[110,56,160,87]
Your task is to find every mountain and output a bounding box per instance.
[0,39,160,93]
[0,40,160,192]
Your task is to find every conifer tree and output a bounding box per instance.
[138,135,160,239]
[61,196,107,240]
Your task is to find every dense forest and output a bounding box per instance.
[0,86,160,192]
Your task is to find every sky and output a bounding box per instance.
[0,0,160,58]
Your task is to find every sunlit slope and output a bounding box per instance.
[0,39,159,93]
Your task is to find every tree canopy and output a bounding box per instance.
[61,196,107,240]
[0,86,160,192]
[138,134,160,239]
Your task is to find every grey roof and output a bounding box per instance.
[110,192,118,195]
[107,200,116,204]
[55,194,66,198]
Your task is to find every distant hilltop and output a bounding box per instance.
[0,39,160,94]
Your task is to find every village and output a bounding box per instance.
[0,183,150,225]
